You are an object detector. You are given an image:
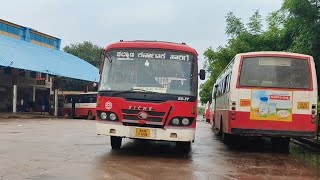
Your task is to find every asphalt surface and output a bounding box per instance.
[0,118,320,180]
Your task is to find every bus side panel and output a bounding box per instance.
[75,103,97,117]
[214,93,230,133]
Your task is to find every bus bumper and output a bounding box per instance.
[96,122,195,142]
[231,128,316,138]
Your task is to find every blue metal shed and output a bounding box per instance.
[0,34,99,82]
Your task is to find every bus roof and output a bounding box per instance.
[237,51,313,59]
[104,41,198,56]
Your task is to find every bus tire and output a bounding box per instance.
[110,136,122,149]
[213,125,221,136]
[271,137,290,153]
[206,119,210,123]
[213,118,222,136]
[221,123,232,144]
[87,111,94,120]
[176,141,191,153]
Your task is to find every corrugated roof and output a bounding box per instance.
[0,34,99,82]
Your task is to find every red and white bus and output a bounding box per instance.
[63,92,97,120]
[211,52,318,149]
[205,101,211,123]
[96,41,205,150]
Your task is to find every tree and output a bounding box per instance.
[282,0,320,82]
[200,0,320,103]
[225,12,246,38]
[247,10,263,35]
[61,41,102,91]
[199,10,286,104]
[63,41,102,68]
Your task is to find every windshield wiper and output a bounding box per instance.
[111,88,158,96]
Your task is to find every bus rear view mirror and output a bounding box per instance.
[199,69,205,80]
[99,49,106,74]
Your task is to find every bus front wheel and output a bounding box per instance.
[110,136,122,149]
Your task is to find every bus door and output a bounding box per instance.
[212,84,219,130]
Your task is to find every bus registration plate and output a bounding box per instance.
[297,102,309,110]
[135,128,150,137]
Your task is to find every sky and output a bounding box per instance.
[0,0,283,74]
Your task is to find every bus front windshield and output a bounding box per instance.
[99,49,197,96]
[239,57,311,89]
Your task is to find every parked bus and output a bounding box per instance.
[205,101,211,123]
[211,52,318,150]
[63,92,97,120]
[96,40,205,150]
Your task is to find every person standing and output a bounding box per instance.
[20,98,24,112]
[41,98,45,115]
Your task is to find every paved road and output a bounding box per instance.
[0,119,319,180]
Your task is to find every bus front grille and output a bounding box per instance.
[121,109,165,123]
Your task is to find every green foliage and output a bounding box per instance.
[200,0,320,103]
[62,41,102,91]
[63,41,102,68]
[225,12,246,38]
[247,10,263,35]
[198,106,205,115]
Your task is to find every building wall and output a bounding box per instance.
[0,19,61,50]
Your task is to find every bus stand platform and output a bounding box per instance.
[0,112,55,120]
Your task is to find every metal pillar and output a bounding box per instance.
[32,86,36,102]
[12,85,17,113]
[54,89,58,117]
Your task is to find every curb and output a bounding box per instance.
[0,116,57,120]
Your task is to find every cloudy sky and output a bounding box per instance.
[0,0,283,70]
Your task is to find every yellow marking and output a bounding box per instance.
[135,128,150,137]
[297,102,309,110]
[240,99,251,107]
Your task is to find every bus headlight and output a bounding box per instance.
[109,113,117,121]
[172,118,180,125]
[182,118,189,126]
[100,112,107,120]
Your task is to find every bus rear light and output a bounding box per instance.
[312,104,316,109]
[231,115,236,120]
[312,114,316,119]
[192,106,196,114]
[231,111,236,115]
[232,102,236,106]
[311,116,317,123]
[312,110,316,114]
[231,107,236,111]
